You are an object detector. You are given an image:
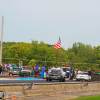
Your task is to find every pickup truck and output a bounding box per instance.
[19,66,34,77]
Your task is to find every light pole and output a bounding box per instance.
[0,16,4,64]
[45,52,47,66]
[20,58,22,70]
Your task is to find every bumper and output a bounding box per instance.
[19,72,30,76]
[76,78,88,81]
[9,72,19,75]
[47,76,62,80]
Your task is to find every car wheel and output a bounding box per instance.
[76,79,79,81]
[19,74,22,77]
[49,79,52,81]
[62,78,65,82]
[59,78,62,82]
[46,78,48,81]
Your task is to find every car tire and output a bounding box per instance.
[46,78,48,81]
[76,79,79,81]
[62,78,65,82]
[49,79,52,81]
[59,78,62,82]
[19,74,22,77]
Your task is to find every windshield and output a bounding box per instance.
[78,73,88,75]
[62,68,70,72]
[10,68,20,71]
[23,67,32,70]
[51,69,61,74]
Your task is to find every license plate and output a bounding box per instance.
[14,71,17,72]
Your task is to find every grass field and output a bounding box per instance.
[69,95,100,100]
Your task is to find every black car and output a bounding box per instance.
[46,68,66,82]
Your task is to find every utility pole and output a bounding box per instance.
[0,16,4,64]
[45,52,47,66]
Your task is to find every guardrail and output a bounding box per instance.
[91,74,100,81]
[0,82,100,99]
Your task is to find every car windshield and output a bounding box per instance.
[51,69,61,74]
[10,68,20,71]
[23,67,32,70]
[62,68,70,72]
[78,73,88,75]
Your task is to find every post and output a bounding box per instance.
[45,52,47,66]
[0,16,4,64]
[20,58,22,70]
[56,49,58,64]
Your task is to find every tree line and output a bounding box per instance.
[2,41,100,72]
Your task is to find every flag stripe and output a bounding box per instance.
[54,41,61,49]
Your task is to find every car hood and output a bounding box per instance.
[77,75,88,77]
[21,70,32,72]
[9,70,20,72]
[49,73,60,76]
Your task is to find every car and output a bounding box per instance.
[19,66,34,77]
[62,67,71,78]
[46,67,66,82]
[9,67,21,75]
[76,72,88,81]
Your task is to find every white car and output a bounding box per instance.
[62,67,71,78]
[76,72,88,81]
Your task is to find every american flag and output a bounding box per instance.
[54,37,61,49]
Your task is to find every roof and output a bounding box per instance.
[51,68,62,70]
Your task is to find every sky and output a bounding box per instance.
[0,0,100,50]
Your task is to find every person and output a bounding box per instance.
[41,65,46,72]
[6,63,10,70]
[72,69,75,79]
[69,67,72,80]
[55,65,57,68]
[78,69,81,74]
[35,65,39,77]
[2,64,5,74]
[0,65,2,74]
[88,68,91,82]
[74,69,77,79]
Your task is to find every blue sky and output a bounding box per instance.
[0,0,100,50]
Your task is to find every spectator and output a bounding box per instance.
[35,65,39,77]
[6,64,10,70]
[55,65,57,68]
[69,67,72,80]
[0,65,2,74]
[41,65,46,72]
[2,64,5,74]
[78,69,81,74]
[72,69,75,79]
[88,68,91,82]
[10,65,13,70]
[74,69,77,79]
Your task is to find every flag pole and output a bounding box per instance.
[56,49,58,64]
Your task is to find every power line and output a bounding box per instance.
[2,57,99,65]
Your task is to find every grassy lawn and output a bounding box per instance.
[69,95,100,100]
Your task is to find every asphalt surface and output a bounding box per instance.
[0,75,76,84]
[0,74,99,100]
